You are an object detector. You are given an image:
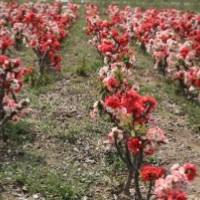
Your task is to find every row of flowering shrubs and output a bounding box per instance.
[106,4,200,100]
[0,2,79,139]
[1,1,79,76]
[86,3,197,200]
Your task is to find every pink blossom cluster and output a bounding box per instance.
[106,4,200,98]
[155,163,197,200]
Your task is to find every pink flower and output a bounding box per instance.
[155,163,197,199]
[147,127,168,144]
[105,127,123,144]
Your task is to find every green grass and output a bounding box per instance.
[61,5,100,76]
[0,161,82,200]
[75,0,200,12]
[4,120,36,144]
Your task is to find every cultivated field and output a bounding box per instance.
[0,0,200,200]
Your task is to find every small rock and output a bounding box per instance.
[32,194,40,199]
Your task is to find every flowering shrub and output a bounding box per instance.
[106,4,200,99]
[0,5,29,139]
[0,55,29,139]
[87,3,198,199]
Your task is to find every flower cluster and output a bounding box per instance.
[86,3,135,93]
[87,3,198,199]
[104,90,157,124]
[0,1,79,138]
[0,55,29,131]
[141,165,165,182]
[0,2,79,77]
[155,163,198,200]
[0,28,15,55]
[106,4,200,99]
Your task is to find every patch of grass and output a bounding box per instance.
[57,128,78,144]
[164,83,200,130]
[132,45,154,70]
[22,73,60,106]
[90,60,102,72]
[73,56,88,76]
[140,84,162,102]
[145,156,162,165]
[73,59,102,77]
[0,161,82,200]
[39,120,54,134]
[61,5,100,76]
[140,84,157,94]
[77,0,200,12]
[4,120,36,144]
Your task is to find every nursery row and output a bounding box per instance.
[86,3,197,200]
[0,2,79,138]
[106,4,200,99]
[0,1,79,74]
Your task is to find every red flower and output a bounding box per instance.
[29,39,38,48]
[53,41,60,50]
[111,29,119,37]
[141,96,157,112]
[118,34,129,46]
[128,137,142,154]
[104,96,121,109]
[106,77,120,91]
[1,37,15,50]
[171,192,187,200]
[52,55,62,65]
[120,90,157,124]
[0,55,9,65]
[24,12,35,23]
[101,21,111,28]
[180,47,189,58]
[141,165,165,182]
[194,80,200,87]
[184,163,198,181]
[100,42,114,54]
[121,89,140,113]
[175,192,187,200]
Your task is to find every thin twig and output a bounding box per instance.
[147,177,153,200]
